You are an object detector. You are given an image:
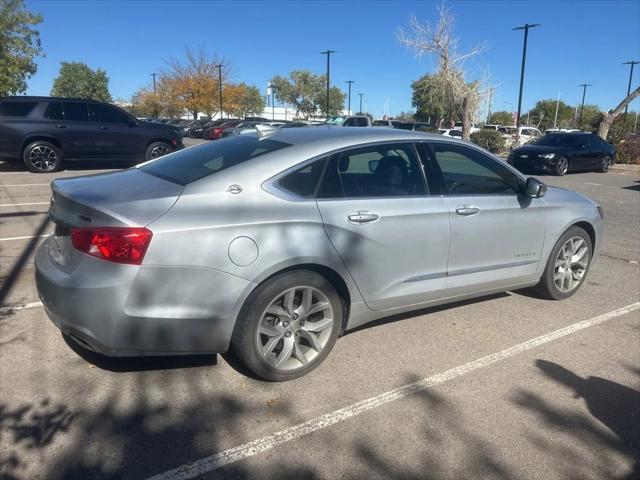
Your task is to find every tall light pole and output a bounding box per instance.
[622,61,639,130]
[358,93,364,114]
[151,73,158,94]
[553,92,561,129]
[271,85,277,120]
[578,83,591,127]
[513,24,541,140]
[150,73,159,118]
[345,80,354,115]
[216,64,224,119]
[321,50,336,118]
[486,87,493,124]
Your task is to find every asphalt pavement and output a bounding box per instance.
[0,146,638,480]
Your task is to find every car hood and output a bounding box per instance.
[544,185,598,208]
[50,168,184,227]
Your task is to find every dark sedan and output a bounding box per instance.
[508,132,615,176]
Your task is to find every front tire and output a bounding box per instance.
[145,141,173,161]
[554,157,569,176]
[22,141,63,173]
[535,226,593,300]
[231,270,343,381]
[598,155,612,173]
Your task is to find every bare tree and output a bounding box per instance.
[398,2,488,140]
[596,86,640,140]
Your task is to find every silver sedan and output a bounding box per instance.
[35,127,603,381]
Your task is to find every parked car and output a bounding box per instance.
[326,115,372,127]
[501,126,542,149]
[220,121,263,138]
[437,128,463,138]
[395,121,431,131]
[36,127,603,381]
[508,132,615,176]
[203,119,242,140]
[372,119,402,128]
[0,96,183,173]
[280,122,311,128]
[483,124,501,131]
[188,119,225,138]
[453,121,480,133]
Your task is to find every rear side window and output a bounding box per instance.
[277,159,327,198]
[63,102,89,121]
[141,135,291,185]
[0,101,38,116]
[89,103,130,124]
[44,101,64,120]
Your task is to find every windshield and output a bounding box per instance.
[533,134,579,146]
[326,116,346,125]
[141,135,291,185]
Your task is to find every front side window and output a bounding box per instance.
[0,101,38,116]
[318,143,426,198]
[428,143,521,195]
[89,103,130,124]
[141,135,291,185]
[63,102,89,122]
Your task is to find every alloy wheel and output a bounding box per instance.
[556,158,568,176]
[150,144,171,158]
[256,286,334,371]
[29,145,58,171]
[602,156,611,172]
[553,236,589,293]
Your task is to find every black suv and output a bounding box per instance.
[508,132,615,176]
[0,96,184,172]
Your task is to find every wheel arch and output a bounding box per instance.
[22,136,62,153]
[146,138,175,149]
[573,220,596,251]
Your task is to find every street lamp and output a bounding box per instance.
[271,85,277,120]
[578,83,591,127]
[150,73,159,118]
[321,50,336,118]
[358,93,364,114]
[216,64,224,119]
[513,23,541,139]
[622,61,639,130]
[345,80,354,115]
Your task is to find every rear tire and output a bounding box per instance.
[231,270,343,381]
[535,226,592,300]
[554,157,568,176]
[145,141,173,161]
[22,141,63,173]
[598,155,611,173]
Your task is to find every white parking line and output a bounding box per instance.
[0,202,49,207]
[0,234,49,242]
[0,301,43,315]
[146,301,640,480]
[584,182,601,186]
[0,184,49,187]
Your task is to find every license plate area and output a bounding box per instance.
[49,224,71,266]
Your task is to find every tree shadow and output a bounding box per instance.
[512,359,640,480]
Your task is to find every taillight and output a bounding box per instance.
[71,227,153,265]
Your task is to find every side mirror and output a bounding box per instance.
[369,160,379,173]
[524,177,547,198]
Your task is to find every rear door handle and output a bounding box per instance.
[348,211,380,224]
[98,125,110,130]
[455,205,480,216]
[55,124,66,129]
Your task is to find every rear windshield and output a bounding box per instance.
[0,101,38,116]
[140,135,291,185]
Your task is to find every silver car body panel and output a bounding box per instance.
[35,127,603,355]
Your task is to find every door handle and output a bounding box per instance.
[455,205,480,216]
[55,124,66,129]
[98,125,110,130]
[347,211,380,224]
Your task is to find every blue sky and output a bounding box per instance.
[25,0,640,118]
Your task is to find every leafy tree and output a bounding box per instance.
[395,111,415,121]
[578,104,602,132]
[412,73,456,125]
[524,99,573,131]
[223,83,264,118]
[0,0,44,96]
[488,110,514,126]
[470,130,505,153]
[51,62,111,101]
[271,70,344,117]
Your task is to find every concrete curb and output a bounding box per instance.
[611,163,640,173]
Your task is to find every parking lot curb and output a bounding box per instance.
[611,163,640,172]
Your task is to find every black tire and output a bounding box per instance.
[22,141,63,173]
[231,270,343,381]
[535,226,593,300]
[598,155,612,173]
[554,156,569,176]
[144,141,173,161]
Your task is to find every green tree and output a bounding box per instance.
[51,61,112,101]
[411,73,456,125]
[488,110,514,126]
[0,0,44,96]
[271,70,344,117]
[524,99,573,131]
[577,104,602,132]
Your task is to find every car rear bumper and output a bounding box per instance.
[35,238,254,356]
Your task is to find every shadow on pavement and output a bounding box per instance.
[0,160,129,174]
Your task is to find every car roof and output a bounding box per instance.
[0,95,113,105]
